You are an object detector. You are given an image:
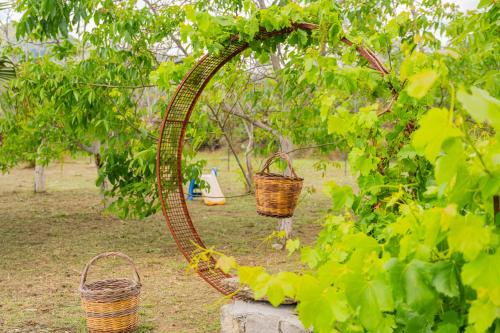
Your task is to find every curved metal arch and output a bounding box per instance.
[156,23,389,295]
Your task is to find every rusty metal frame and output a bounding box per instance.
[156,23,389,295]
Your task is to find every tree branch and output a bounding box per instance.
[219,101,281,138]
[143,0,189,57]
[74,82,156,89]
[74,141,98,154]
[207,103,253,190]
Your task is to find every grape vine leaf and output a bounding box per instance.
[255,271,299,307]
[447,214,490,261]
[457,87,500,131]
[468,298,497,332]
[411,108,462,163]
[377,315,396,333]
[327,107,353,135]
[406,69,438,99]
[357,103,378,128]
[435,137,465,187]
[349,147,379,176]
[345,272,394,331]
[435,323,459,333]
[265,276,285,307]
[324,181,354,211]
[215,254,236,273]
[296,275,336,332]
[238,265,265,288]
[461,251,500,290]
[385,258,406,302]
[285,238,300,256]
[301,246,321,268]
[431,261,459,298]
[404,260,438,315]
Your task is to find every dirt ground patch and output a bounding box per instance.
[0,153,353,332]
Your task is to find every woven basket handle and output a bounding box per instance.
[259,152,299,179]
[80,252,141,289]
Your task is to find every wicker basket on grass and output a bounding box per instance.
[254,152,304,218]
[80,252,141,333]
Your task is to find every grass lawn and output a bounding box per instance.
[0,152,353,333]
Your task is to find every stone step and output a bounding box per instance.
[221,300,308,333]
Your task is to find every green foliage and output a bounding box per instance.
[185,2,499,333]
[324,180,354,211]
[16,0,99,40]
[411,108,462,163]
[457,87,500,130]
[1,0,201,218]
[2,0,500,331]
[0,56,16,81]
[406,69,439,99]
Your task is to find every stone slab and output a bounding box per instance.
[220,300,308,333]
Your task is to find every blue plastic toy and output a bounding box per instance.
[187,167,218,200]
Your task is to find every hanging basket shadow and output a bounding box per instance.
[254,152,304,218]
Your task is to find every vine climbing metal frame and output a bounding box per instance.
[156,23,390,295]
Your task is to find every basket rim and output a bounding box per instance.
[254,172,303,181]
[256,210,294,218]
[80,277,141,295]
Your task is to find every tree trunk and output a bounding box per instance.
[274,136,294,248]
[34,162,46,193]
[76,140,108,206]
[95,152,109,204]
[243,120,255,192]
[91,141,109,206]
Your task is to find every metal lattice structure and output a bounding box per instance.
[156,23,389,295]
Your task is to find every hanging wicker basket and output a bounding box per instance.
[79,252,141,333]
[254,152,304,218]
